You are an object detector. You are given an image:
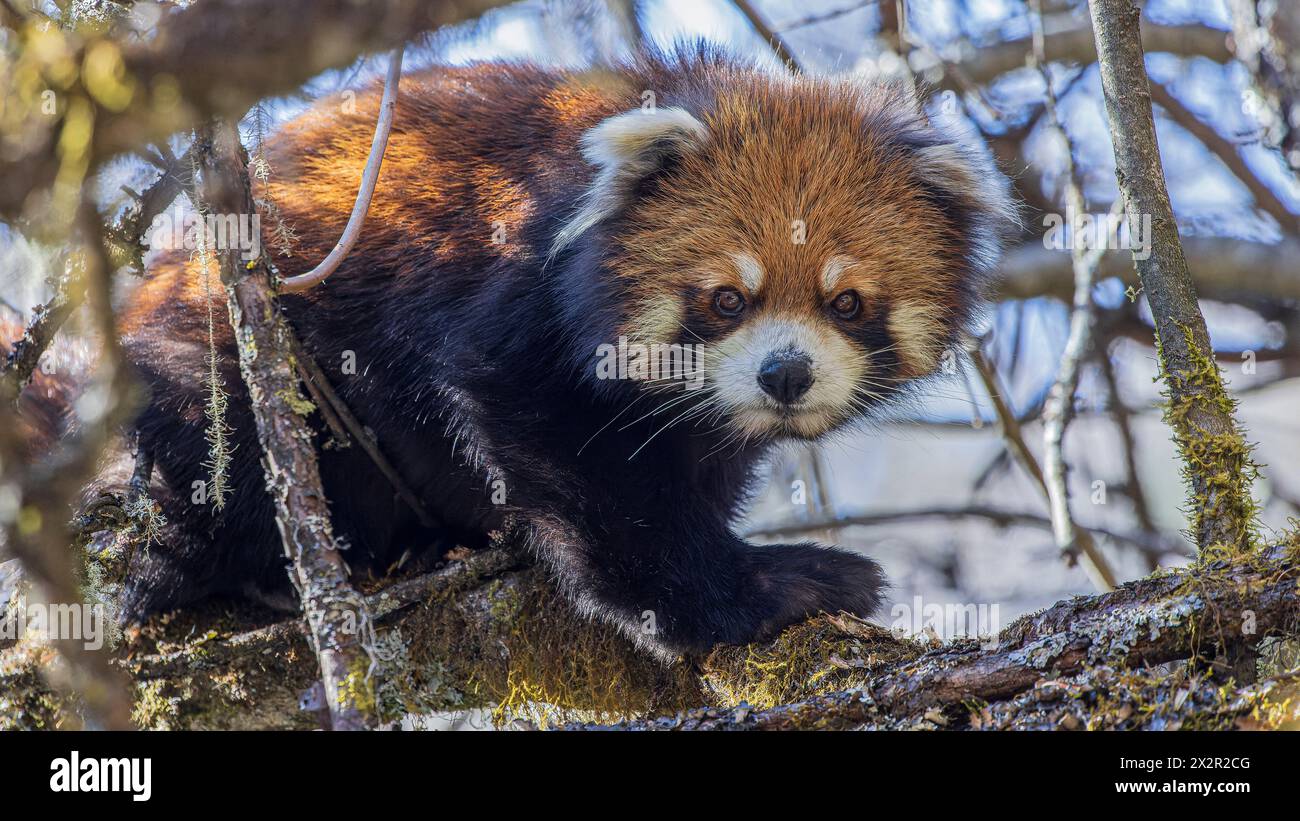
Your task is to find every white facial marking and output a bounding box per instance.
[710,316,866,438]
[626,294,683,345]
[732,252,764,293]
[888,301,945,376]
[821,255,853,293]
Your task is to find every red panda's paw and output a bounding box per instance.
[743,542,888,643]
[630,543,887,658]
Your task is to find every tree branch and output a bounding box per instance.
[279,46,405,292]
[969,346,1118,589]
[0,0,513,219]
[1088,0,1258,555]
[194,119,378,730]
[4,532,1290,730]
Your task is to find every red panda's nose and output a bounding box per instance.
[757,355,814,405]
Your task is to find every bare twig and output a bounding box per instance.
[732,0,802,73]
[744,504,1186,561]
[290,336,439,529]
[1149,81,1298,235]
[925,18,1232,91]
[0,0,513,219]
[279,45,404,293]
[1096,338,1162,570]
[1227,0,1300,174]
[1032,0,1121,591]
[969,346,1118,590]
[998,234,1300,304]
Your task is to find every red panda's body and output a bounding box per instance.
[108,48,1013,655]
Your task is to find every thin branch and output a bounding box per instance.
[732,0,802,73]
[290,335,440,530]
[280,46,404,292]
[998,234,1300,304]
[969,346,1118,590]
[196,119,378,730]
[1149,80,1298,235]
[744,504,1187,561]
[1088,0,1258,555]
[924,18,1233,91]
[1032,0,1121,591]
[0,0,514,219]
[777,1,873,32]
[1097,339,1160,549]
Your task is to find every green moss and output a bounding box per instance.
[390,561,702,728]
[975,663,1300,731]
[337,659,377,715]
[701,614,922,709]
[1158,322,1261,556]
[277,384,316,417]
[0,645,77,730]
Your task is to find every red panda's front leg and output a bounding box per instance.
[529,511,886,658]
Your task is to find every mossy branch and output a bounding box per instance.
[1087,0,1260,556]
[191,119,379,731]
[5,523,1297,730]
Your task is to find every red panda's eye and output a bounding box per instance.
[832,290,861,319]
[713,288,745,317]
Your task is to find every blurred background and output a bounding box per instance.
[3,0,1299,649]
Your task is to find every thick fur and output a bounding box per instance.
[2,316,83,459]
[108,48,1012,656]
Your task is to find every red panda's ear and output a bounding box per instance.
[551,107,707,256]
[907,137,1020,270]
[859,82,1020,273]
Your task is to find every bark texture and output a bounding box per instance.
[3,520,1295,730]
[194,120,378,730]
[1088,0,1258,555]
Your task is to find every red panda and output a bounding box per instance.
[103,46,1014,656]
[2,316,83,460]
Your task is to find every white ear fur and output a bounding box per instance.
[550,107,707,257]
[911,140,1020,268]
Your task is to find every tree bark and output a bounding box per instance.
[194,120,378,730]
[1088,0,1257,555]
[4,523,1294,730]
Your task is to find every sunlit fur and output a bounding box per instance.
[96,46,1014,657]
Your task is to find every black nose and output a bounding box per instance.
[757,355,814,404]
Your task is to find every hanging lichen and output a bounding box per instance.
[190,148,235,511]
[248,103,298,257]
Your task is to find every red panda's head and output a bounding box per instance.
[557,67,1016,441]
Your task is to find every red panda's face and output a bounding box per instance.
[668,252,898,439]
[557,75,1014,441]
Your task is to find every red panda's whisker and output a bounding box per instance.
[577,389,658,456]
[628,398,718,461]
